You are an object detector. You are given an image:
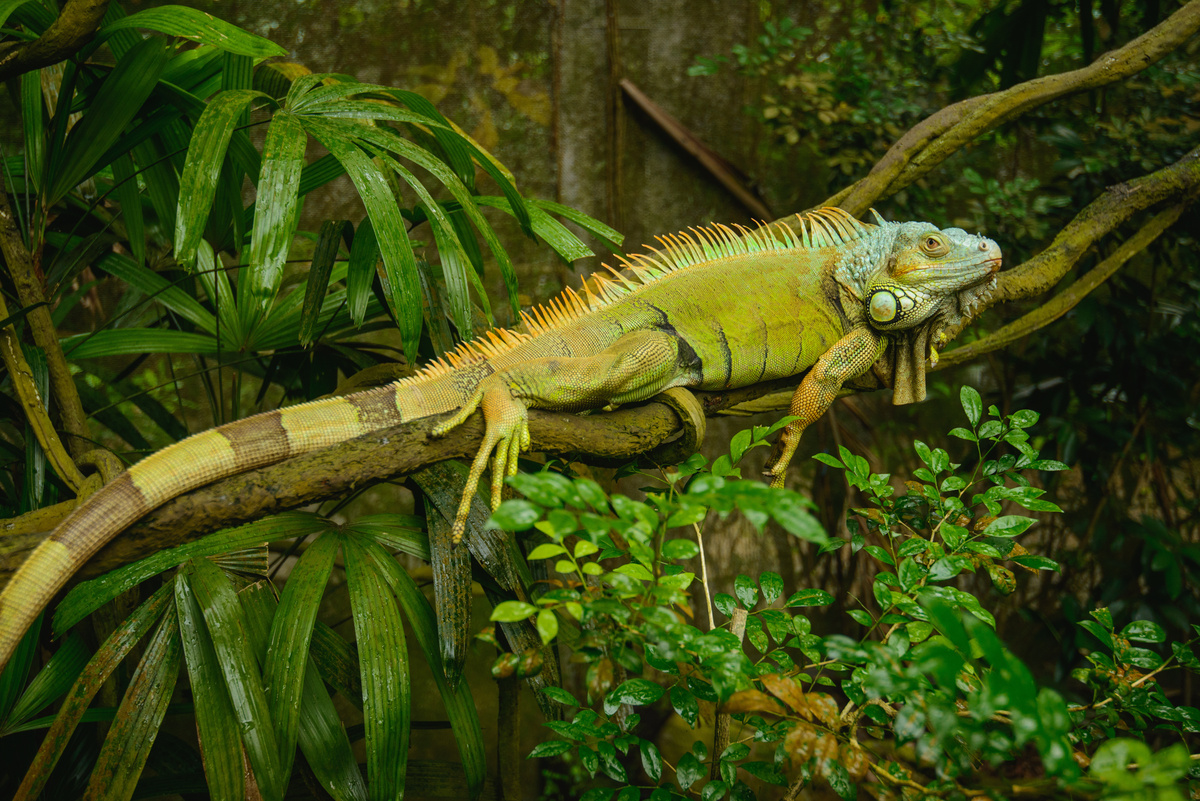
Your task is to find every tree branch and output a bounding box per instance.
[0,378,801,586]
[938,200,1192,368]
[822,0,1200,216]
[0,0,111,83]
[0,172,94,464]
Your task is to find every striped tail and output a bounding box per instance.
[0,380,445,672]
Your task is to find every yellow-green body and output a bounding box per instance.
[0,208,1002,670]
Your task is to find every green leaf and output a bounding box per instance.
[898,557,927,592]
[1124,647,1163,669]
[531,198,625,251]
[539,686,579,707]
[473,196,593,262]
[670,686,699,726]
[302,119,421,358]
[98,6,288,58]
[730,429,753,464]
[640,739,664,782]
[491,601,537,622]
[346,216,380,327]
[175,88,265,269]
[574,540,600,558]
[760,571,784,603]
[769,492,828,543]
[48,37,171,204]
[187,558,284,800]
[528,740,573,758]
[83,609,181,801]
[960,385,982,427]
[55,512,328,636]
[308,624,362,708]
[527,543,567,560]
[941,523,968,550]
[97,250,219,336]
[662,538,700,560]
[0,0,36,31]
[1121,620,1167,644]
[608,679,664,706]
[2,633,88,733]
[536,609,559,645]
[676,751,704,791]
[11,584,172,800]
[355,125,512,323]
[239,583,367,801]
[360,537,486,797]
[847,609,873,626]
[342,536,409,800]
[1078,620,1113,649]
[1009,555,1059,572]
[109,152,146,269]
[614,563,655,581]
[734,574,758,608]
[245,111,306,326]
[263,532,338,779]
[174,570,244,801]
[299,219,349,346]
[825,759,855,801]
[785,589,834,607]
[863,545,895,565]
[19,70,44,195]
[982,515,1036,538]
[61,329,220,359]
[1010,409,1039,429]
[813,452,845,468]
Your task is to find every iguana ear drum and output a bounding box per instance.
[868,289,898,324]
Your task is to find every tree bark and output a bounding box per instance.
[0,0,111,83]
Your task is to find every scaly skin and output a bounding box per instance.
[0,208,1000,671]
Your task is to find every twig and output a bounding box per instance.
[694,522,715,632]
[710,608,747,780]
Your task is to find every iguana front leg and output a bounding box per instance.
[765,325,887,487]
[432,329,689,542]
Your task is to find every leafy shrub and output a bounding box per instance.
[488,388,1199,799]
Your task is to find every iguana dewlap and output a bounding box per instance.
[0,208,1000,670]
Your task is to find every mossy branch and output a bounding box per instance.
[0,378,796,587]
[822,0,1200,216]
[940,187,1197,368]
[0,0,111,83]
[0,174,93,477]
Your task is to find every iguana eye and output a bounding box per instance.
[920,234,949,257]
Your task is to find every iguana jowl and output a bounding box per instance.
[0,207,1000,670]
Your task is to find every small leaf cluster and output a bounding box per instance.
[817,386,1067,610]
[486,421,835,799]
[491,388,1198,800]
[1072,609,1200,754]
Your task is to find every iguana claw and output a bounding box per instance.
[430,382,532,543]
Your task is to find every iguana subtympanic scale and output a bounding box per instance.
[0,207,1000,670]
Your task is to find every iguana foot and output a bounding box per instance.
[764,423,805,489]
[432,382,532,544]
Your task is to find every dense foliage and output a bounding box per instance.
[0,0,1195,799]
[489,392,1199,800]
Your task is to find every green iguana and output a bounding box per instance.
[0,207,1000,671]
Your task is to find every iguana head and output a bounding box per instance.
[834,213,1002,404]
[862,222,1001,332]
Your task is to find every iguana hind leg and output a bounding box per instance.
[765,326,886,488]
[432,329,691,541]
